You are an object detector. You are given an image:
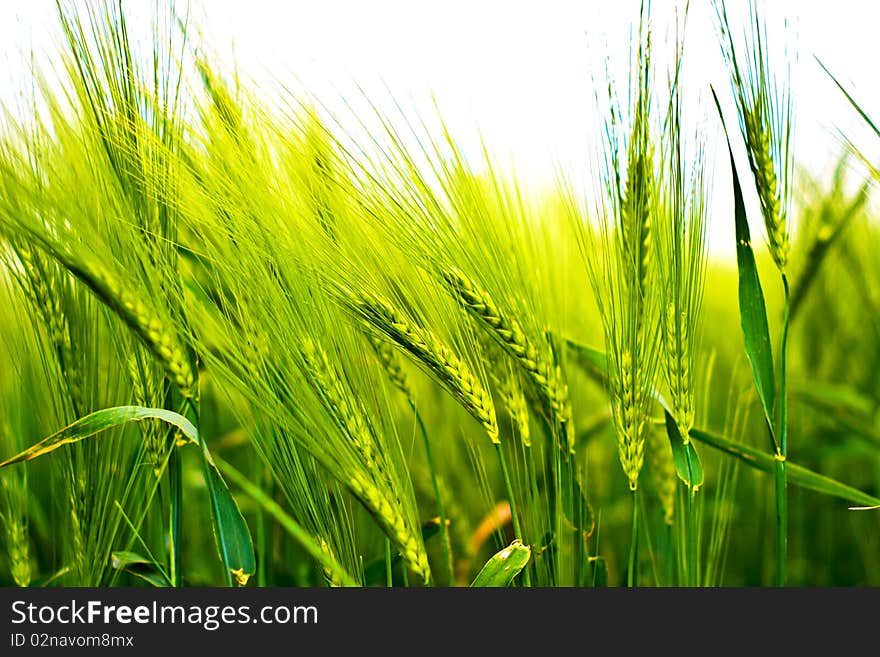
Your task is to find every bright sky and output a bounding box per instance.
[1,1,878,258]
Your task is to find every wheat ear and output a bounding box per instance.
[744,102,789,272]
[351,291,498,444]
[647,425,676,525]
[51,249,196,398]
[300,337,430,582]
[441,268,571,451]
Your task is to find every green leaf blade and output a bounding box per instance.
[470,540,531,587]
[690,428,880,508]
[663,411,703,488]
[712,89,777,447]
[0,406,197,467]
[200,450,257,587]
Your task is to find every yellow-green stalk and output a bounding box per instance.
[581,1,660,586]
[716,0,794,587]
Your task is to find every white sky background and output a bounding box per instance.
[1,0,878,260]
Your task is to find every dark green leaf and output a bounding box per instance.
[712,89,776,447]
[200,448,256,586]
[110,551,170,587]
[470,540,531,587]
[663,411,703,488]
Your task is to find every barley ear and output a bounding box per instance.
[351,291,499,444]
[367,333,413,399]
[300,338,430,582]
[441,268,572,452]
[50,248,197,399]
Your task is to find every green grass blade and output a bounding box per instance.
[470,539,531,587]
[690,428,880,508]
[0,406,197,466]
[712,89,777,448]
[110,551,171,587]
[817,58,880,141]
[0,406,255,587]
[663,410,703,489]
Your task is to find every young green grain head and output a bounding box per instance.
[715,0,793,273]
[350,290,499,444]
[657,18,709,444]
[443,268,571,451]
[581,0,661,491]
[647,425,676,525]
[367,332,413,399]
[0,468,31,587]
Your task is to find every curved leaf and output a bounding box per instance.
[0,405,255,588]
[470,539,531,587]
[110,551,170,587]
[663,410,703,489]
[0,406,197,467]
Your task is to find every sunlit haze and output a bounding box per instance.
[2,1,878,258]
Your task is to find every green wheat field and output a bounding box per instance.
[1,0,879,588]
